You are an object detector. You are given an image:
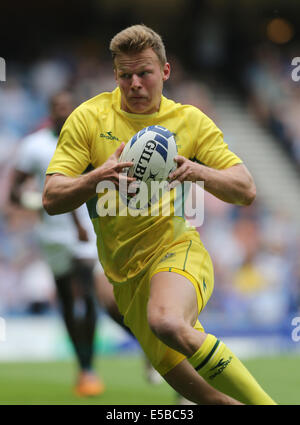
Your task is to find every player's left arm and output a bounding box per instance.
[169,158,256,206]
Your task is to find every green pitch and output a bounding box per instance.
[0,354,299,405]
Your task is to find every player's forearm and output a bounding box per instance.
[200,164,256,206]
[43,144,135,215]
[43,172,98,215]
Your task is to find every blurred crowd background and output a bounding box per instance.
[0,0,300,341]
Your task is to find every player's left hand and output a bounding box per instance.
[168,156,203,188]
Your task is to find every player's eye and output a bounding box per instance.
[139,71,150,77]
[120,73,131,79]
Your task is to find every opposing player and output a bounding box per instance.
[9,91,105,397]
[43,25,276,404]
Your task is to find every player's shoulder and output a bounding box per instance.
[163,95,210,128]
[163,95,205,117]
[74,90,116,118]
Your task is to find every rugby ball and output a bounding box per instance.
[119,125,177,207]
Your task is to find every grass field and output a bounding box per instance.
[0,353,299,405]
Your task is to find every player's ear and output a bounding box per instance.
[162,62,170,82]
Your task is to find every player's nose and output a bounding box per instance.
[131,74,142,89]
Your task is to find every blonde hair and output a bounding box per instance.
[109,24,167,67]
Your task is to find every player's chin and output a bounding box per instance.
[128,101,153,114]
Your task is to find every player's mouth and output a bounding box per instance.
[130,96,147,100]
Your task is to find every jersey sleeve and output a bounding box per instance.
[192,110,242,170]
[46,106,91,177]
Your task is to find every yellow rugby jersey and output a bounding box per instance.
[47,87,242,284]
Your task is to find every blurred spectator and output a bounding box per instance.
[29,58,72,100]
[243,42,300,171]
[199,192,299,328]
[0,75,47,140]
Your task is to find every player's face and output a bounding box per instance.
[114,48,170,114]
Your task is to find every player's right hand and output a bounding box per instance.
[94,143,136,189]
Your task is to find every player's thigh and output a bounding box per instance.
[148,271,199,327]
[150,238,214,318]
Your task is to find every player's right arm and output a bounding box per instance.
[43,104,134,216]
[43,143,134,215]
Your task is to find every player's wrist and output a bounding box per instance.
[84,169,101,193]
[194,162,209,183]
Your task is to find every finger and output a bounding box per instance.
[114,142,125,158]
[126,176,136,183]
[127,180,141,196]
[119,174,136,184]
[117,176,136,193]
[169,164,188,181]
[168,160,185,180]
[167,179,181,191]
[176,170,191,183]
[174,155,186,165]
[115,161,134,171]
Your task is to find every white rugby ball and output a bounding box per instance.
[119,125,177,208]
